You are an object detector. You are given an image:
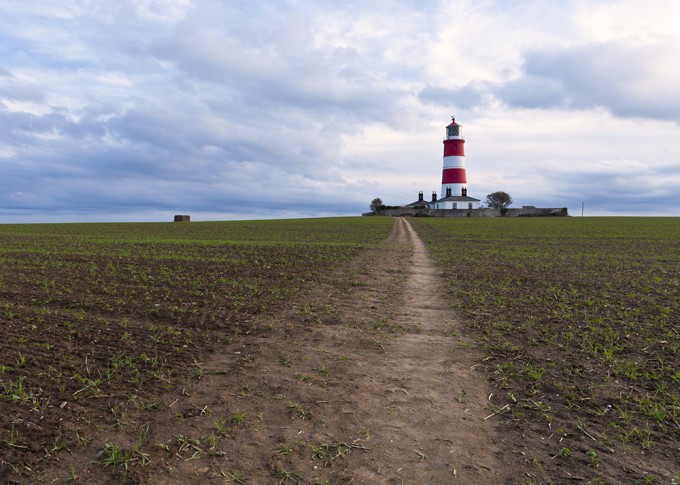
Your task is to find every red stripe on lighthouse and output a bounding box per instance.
[443,139,465,157]
[442,168,467,184]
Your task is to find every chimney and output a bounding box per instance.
[418,191,423,201]
[462,187,467,196]
[446,187,452,197]
[431,191,437,202]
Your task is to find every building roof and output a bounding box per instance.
[406,200,430,208]
[436,195,480,202]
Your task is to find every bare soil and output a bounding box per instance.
[2,218,534,483]
[126,217,516,483]
[5,217,676,483]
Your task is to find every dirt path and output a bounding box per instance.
[145,218,508,484]
[334,217,505,483]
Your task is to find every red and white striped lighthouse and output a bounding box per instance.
[441,117,468,198]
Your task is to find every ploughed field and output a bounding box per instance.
[0,215,678,483]
[410,217,679,482]
[0,218,393,482]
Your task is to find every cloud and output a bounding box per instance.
[0,77,44,104]
[147,4,408,125]
[498,42,680,121]
[1,0,679,222]
[418,84,487,110]
[472,153,680,216]
[423,39,680,123]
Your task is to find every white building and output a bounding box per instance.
[431,187,481,210]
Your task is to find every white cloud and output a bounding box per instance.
[497,41,680,121]
[574,0,680,43]
[0,0,679,222]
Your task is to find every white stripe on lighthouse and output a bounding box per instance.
[443,155,465,169]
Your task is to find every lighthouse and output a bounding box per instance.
[405,116,480,211]
[441,117,467,198]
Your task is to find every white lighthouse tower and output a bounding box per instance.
[441,117,467,197]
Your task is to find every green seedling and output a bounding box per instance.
[455,389,467,403]
[286,401,309,418]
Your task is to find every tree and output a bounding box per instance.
[485,191,513,209]
[370,197,384,212]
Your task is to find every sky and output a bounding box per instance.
[1,0,679,222]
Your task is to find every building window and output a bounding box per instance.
[468,202,473,209]
[453,203,457,209]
